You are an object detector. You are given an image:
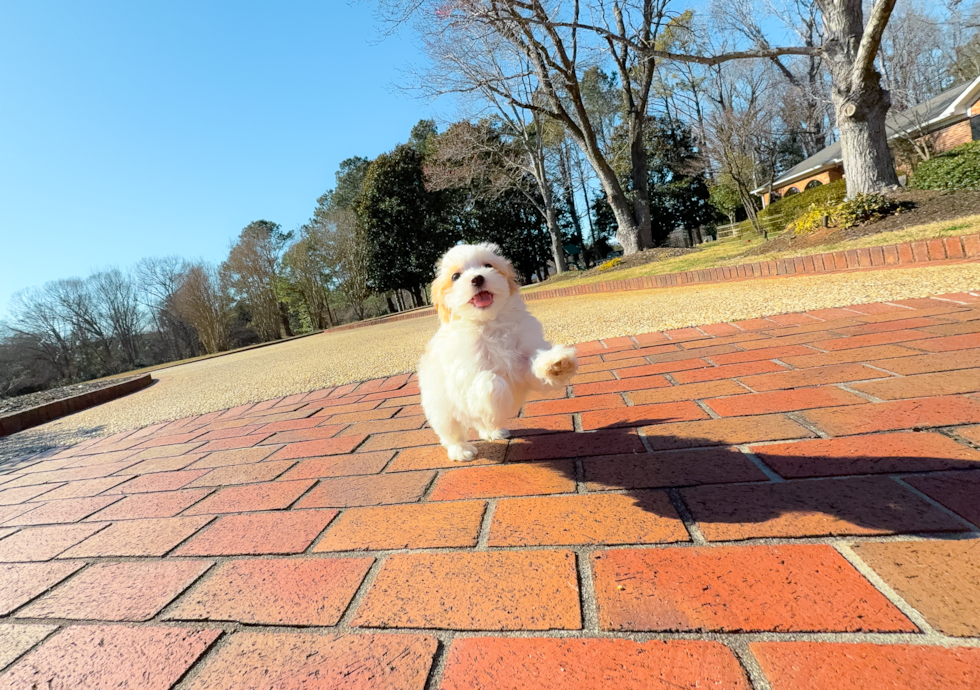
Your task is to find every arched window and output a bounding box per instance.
[769,191,782,203]
[805,179,823,190]
[784,187,800,196]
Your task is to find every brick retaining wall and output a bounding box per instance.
[0,374,154,437]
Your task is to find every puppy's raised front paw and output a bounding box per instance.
[533,345,578,385]
[548,355,575,379]
[447,442,478,462]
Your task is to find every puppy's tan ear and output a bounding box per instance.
[432,272,453,324]
[494,256,521,295]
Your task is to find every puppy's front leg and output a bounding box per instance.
[531,344,579,389]
[428,413,478,462]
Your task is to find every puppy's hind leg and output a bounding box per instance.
[473,372,513,442]
[429,413,478,462]
[477,427,510,441]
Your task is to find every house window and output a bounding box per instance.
[769,191,782,203]
[785,187,800,196]
[805,179,823,190]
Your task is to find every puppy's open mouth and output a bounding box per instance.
[470,290,494,308]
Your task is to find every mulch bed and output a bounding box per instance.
[0,377,144,417]
[539,247,696,285]
[741,189,980,257]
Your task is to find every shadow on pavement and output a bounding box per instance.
[498,422,980,537]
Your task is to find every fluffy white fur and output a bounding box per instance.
[418,242,578,461]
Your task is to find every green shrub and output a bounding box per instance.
[836,193,913,228]
[909,141,980,190]
[759,178,847,221]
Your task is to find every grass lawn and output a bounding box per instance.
[522,213,980,293]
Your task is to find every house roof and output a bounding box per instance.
[753,75,980,195]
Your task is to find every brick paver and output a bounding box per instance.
[164,557,373,626]
[184,459,297,487]
[85,487,214,520]
[3,294,980,686]
[853,540,980,636]
[0,623,57,669]
[61,516,213,557]
[182,631,437,690]
[801,396,980,435]
[0,523,106,561]
[0,626,220,688]
[173,509,337,555]
[352,550,580,630]
[582,447,768,489]
[182,478,315,515]
[2,494,121,526]
[428,461,575,501]
[313,501,486,551]
[904,470,980,526]
[487,492,688,546]
[294,470,434,507]
[277,449,394,479]
[641,414,815,450]
[15,560,212,621]
[683,477,967,540]
[751,642,980,689]
[0,562,84,615]
[388,441,507,471]
[592,545,913,632]
[440,638,751,689]
[107,468,210,493]
[751,432,980,478]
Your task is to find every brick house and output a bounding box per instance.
[754,75,980,207]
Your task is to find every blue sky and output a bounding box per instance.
[0,1,447,314]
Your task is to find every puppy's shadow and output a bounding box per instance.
[499,421,979,537]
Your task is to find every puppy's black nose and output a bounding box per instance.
[471,275,485,287]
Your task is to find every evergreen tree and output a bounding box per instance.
[355,144,458,305]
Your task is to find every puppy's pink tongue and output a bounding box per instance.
[471,291,494,308]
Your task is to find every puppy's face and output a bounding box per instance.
[432,243,520,324]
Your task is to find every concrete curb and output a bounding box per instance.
[321,233,980,334]
[0,374,154,437]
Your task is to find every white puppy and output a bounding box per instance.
[418,242,578,461]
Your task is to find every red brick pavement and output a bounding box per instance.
[1,292,979,688]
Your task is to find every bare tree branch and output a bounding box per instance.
[852,0,898,93]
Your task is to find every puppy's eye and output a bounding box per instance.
[451,272,461,282]
[484,264,493,269]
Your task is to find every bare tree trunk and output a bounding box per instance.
[819,0,900,195]
[528,133,568,273]
[278,302,293,339]
[738,188,763,238]
[832,84,900,196]
[545,204,566,273]
[582,147,642,255]
[558,143,585,252]
[573,151,597,249]
[630,123,653,248]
